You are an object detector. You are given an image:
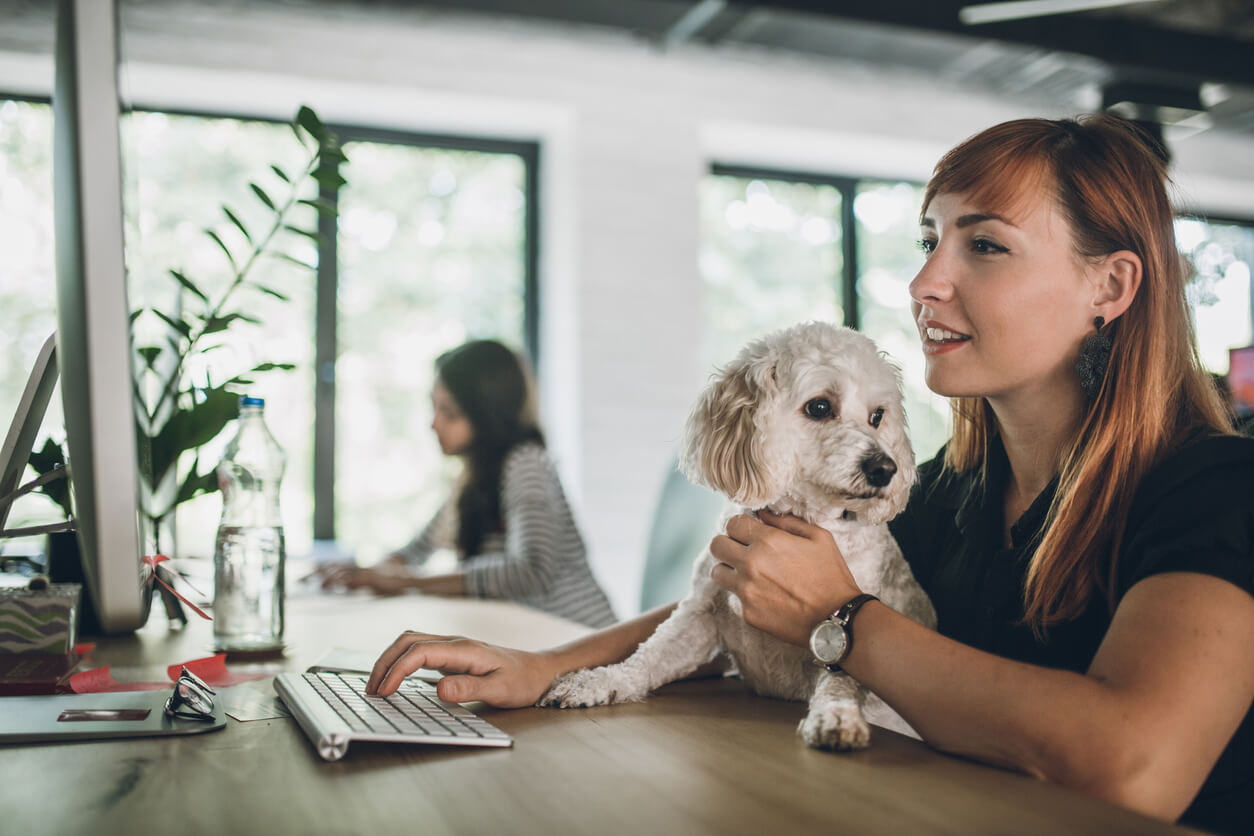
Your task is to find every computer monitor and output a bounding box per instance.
[49,0,151,632]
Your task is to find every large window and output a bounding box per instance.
[0,98,535,566]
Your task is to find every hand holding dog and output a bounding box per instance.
[710,510,863,647]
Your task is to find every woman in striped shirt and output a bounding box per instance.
[322,340,616,629]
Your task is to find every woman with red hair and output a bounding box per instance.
[368,116,1253,835]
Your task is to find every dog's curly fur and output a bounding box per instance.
[539,322,936,750]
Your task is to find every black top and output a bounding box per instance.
[889,434,1254,836]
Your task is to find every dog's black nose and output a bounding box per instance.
[861,452,897,488]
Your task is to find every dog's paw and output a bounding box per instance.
[798,701,872,751]
[537,666,645,708]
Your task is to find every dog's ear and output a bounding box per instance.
[679,343,784,506]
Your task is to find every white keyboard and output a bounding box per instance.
[274,671,513,761]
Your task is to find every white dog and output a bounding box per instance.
[539,321,936,750]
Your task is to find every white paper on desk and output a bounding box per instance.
[309,647,443,682]
[221,681,291,722]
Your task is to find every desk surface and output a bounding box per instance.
[2,592,1200,836]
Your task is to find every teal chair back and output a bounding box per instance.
[638,456,727,611]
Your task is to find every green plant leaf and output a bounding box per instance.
[298,197,337,217]
[203,312,262,335]
[137,346,163,368]
[250,182,276,210]
[283,224,320,242]
[296,105,324,143]
[269,164,290,183]
[168,269,210,303]
[205,229,237,271]
[313,167,347,190]
[272,252,316,271]
[252,284,290,302]
[174,456,221,505]
[222,207,253,245]
[250,362,296,373]
[27,439,72,518]
[149,386,240,486]
[153,309,192,339]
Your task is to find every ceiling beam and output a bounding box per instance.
[721,0,1254,88]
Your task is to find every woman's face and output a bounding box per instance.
[431,380,475,455]
[909,189,1098,403]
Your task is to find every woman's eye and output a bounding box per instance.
[971,238,1008,255]
[917,238,936,256]
[869,407,885,428]
[804,399,833,420]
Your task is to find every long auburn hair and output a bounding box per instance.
[435,340,543,558]
[925,114,1232,635]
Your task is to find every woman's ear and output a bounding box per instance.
[1091,249,1142,323]
[679,347,781,506]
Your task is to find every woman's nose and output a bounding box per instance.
[908,249,953,305]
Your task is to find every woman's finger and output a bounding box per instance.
[723,513,767,545]
[709,559,739,594]
[758,509,823,539]
[366,631,448,693]
[709,533,748,568]
[376,638,504,697]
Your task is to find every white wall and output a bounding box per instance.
[5,5,1254,617]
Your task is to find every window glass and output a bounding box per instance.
[336,142,527,561]
[0,99,62,531]
[855,180,950,463]
[700,175,843,372]
[1178,217,1254,374]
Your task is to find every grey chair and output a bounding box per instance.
[638,455,727,612]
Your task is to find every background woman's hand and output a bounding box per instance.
[366,631,561,708]
[319,563,413,596]
[709,510,862,646]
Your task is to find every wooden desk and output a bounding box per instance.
[1,593,1201,835]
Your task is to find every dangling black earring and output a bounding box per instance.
[1076,315,1113,400]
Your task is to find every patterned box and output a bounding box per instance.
[0,583,80,653]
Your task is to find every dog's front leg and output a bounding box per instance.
[798,670,871,751]
[538,599,721,708]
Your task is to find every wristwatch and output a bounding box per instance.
[809,593,879,671]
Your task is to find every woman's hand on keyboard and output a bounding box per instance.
[367,631,561,708]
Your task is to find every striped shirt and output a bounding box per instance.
[396,443,617,628]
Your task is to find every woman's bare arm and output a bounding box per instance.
[713,513,1254,821]
[366,603,678,707]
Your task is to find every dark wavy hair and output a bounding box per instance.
[436,340,544,557]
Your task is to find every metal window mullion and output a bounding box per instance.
[840,181,859,329]
[312,177,339,542]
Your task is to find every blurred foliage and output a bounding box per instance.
[129,105,344,550]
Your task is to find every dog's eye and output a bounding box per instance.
[869,407,885,428]
[804,399,834,420]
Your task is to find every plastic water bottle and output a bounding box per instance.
[213,396,286,652]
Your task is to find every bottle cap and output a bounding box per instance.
[240,396,265,408]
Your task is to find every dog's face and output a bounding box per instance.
[679,322,916,524]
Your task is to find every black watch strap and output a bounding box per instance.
[825,592,878,672]
[834,592,878,627]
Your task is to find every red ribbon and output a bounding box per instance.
[142,554,212,621]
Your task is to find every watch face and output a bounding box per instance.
[810,621,849,664]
